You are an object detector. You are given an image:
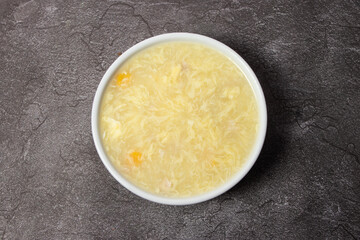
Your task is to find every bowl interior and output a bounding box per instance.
[91,33,267,205]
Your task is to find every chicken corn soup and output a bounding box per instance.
[100,42,259,197]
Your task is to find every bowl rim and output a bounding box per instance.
[91,32,267,205]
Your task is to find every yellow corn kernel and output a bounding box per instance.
[116,72,131,88]
[129,151,142,167]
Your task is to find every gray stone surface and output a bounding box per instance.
[0,0,359,239]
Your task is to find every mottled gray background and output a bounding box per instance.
[0,0,359,239]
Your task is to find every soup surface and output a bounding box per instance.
[100,42,258,197]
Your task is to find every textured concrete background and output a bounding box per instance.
[1,0,359,239]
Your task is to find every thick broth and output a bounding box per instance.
[100,42,259,197]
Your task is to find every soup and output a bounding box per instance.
[100,42,259,197]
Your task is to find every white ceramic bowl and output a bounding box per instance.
[92,33,267,205]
